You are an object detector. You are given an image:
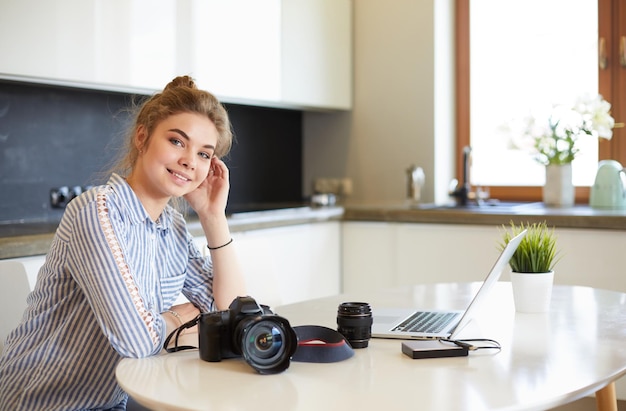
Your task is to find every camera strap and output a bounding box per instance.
[164,320,354,363]
[163,315,201,353]
[291,325,354,363]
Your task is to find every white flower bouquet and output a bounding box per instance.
[513,94,615,166]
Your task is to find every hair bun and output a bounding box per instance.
[164,75,197,91]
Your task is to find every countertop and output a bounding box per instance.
[2,201,626,259]
[0,206,345,260]
[343,201,626,230]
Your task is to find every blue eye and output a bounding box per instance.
[199,152,212,160]
[170,138,183,147]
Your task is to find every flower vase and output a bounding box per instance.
[543,164,574,207]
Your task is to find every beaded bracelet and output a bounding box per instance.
[207,238,233,250]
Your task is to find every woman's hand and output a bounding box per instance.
[184,156,230,218]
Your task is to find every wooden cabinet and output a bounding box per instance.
[0,0,352,110]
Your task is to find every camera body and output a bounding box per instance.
[199,296,298,374]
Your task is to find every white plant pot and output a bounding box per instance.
[510,271,554,313]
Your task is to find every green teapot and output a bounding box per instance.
[590,160,626,209]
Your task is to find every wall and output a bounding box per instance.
[303,0,456,205]
[0,80,303,223]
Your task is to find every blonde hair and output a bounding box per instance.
[112,75,233,177]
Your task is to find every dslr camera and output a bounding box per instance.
[199,296,298,374]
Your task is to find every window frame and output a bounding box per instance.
[455,0,625,203]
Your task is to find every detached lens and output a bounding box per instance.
[337,302,372,348]
[238,316,297,374]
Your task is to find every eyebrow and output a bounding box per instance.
[169,128,215,150]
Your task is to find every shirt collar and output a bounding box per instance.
[107,173,173,231]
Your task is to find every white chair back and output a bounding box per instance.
[0,261,31,352]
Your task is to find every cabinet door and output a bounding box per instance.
[0,0,351,109]
[342,222,396,294]
[221,222,341,308]
[1,255,46,290]
[192,0,352,109]
[0,0,96,83]
[395,224,501,286]
[0,0,178,91]
[525,227,626,293]
[281,0,352,109]
[342,222,504,293]
[190,0,282,102]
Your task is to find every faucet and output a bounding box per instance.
[449,146,472,206]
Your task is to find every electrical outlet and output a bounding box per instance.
[340,178,353,196]
[50,185,89,208]
[314,178,335,193]
[314,177,352,196]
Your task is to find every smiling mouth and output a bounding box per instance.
[168,169,191,182]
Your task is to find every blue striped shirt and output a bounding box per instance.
[0,174,215,410]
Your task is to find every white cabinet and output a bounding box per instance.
[0,0,178,91]
[0,0,352,110]
[234,221,341,307]
[189,0,282,103]
[280,0,352,109]
[171,0,353,109]
[340,222,396,294]
[394,223,502,286]
[343,221,626,294]
[196,221,341,308]
[1,255,46,290]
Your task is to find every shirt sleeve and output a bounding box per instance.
[63,191,166,358]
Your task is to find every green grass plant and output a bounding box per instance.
[499,221,560,273]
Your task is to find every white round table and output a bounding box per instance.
[116,283,626,411]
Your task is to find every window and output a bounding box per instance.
[456,0,625,202]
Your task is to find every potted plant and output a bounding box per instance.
[499,221,561,313]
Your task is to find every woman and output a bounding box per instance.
[0,76,246,410]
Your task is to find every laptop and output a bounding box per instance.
[371,229,526,340]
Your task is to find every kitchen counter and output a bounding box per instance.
[343,201,626,230]
[2,202,626,259]
[0,206,345,259]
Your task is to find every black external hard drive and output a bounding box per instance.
[402,340,469,359]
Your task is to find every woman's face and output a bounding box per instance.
[135,112,219,200]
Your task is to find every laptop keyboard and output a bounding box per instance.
[392,311,459,333]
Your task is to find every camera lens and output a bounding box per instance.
[237,316,298,374]
[247,322,283,357]
[337,302,373,348]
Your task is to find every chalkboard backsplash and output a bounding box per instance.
[0,80,302,225]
